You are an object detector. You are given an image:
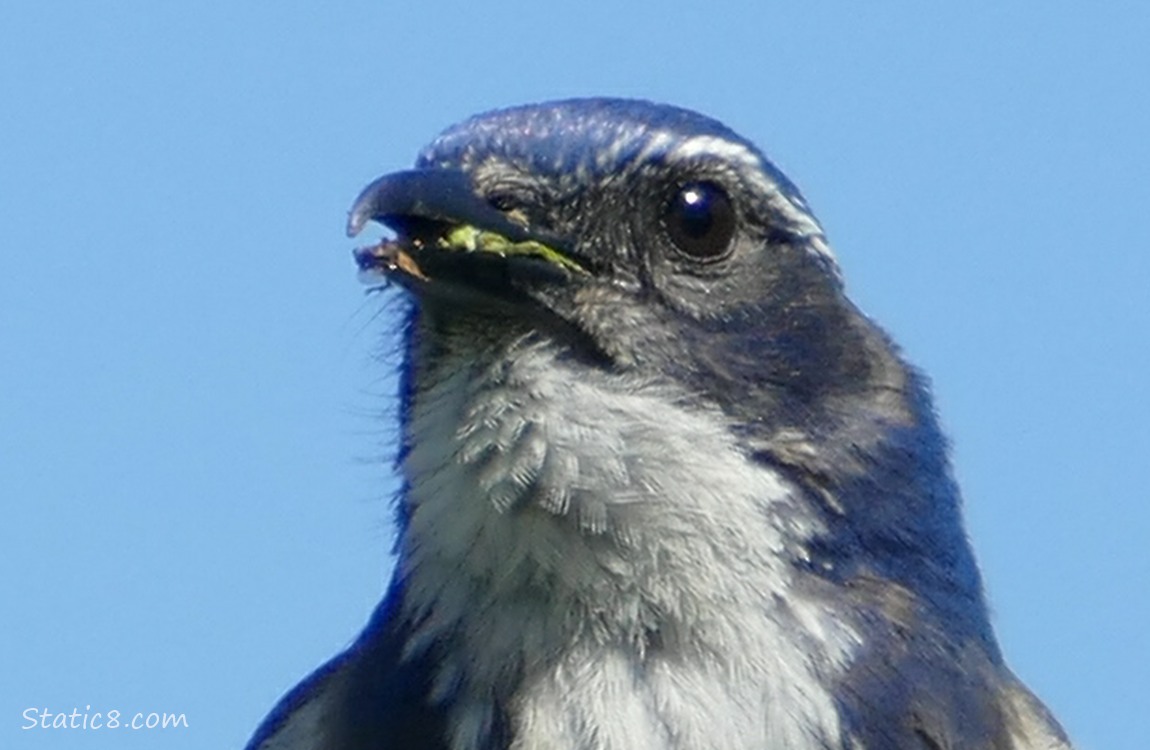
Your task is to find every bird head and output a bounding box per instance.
[349,99,912,446]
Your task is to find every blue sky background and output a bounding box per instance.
[2,2,1146,748]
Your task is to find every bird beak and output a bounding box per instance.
[347,169,585,285]
[347,169,531,241]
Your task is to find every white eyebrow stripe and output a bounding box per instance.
[630,129,678,165]
[667,134,764,169]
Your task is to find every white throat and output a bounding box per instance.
[397,332,856,750]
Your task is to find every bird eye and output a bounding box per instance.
[661,181,736,260]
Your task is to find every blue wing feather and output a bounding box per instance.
[245,584,451,750]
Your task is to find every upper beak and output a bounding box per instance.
[346,168,532,243]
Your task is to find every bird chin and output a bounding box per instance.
[353,228,615,368]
